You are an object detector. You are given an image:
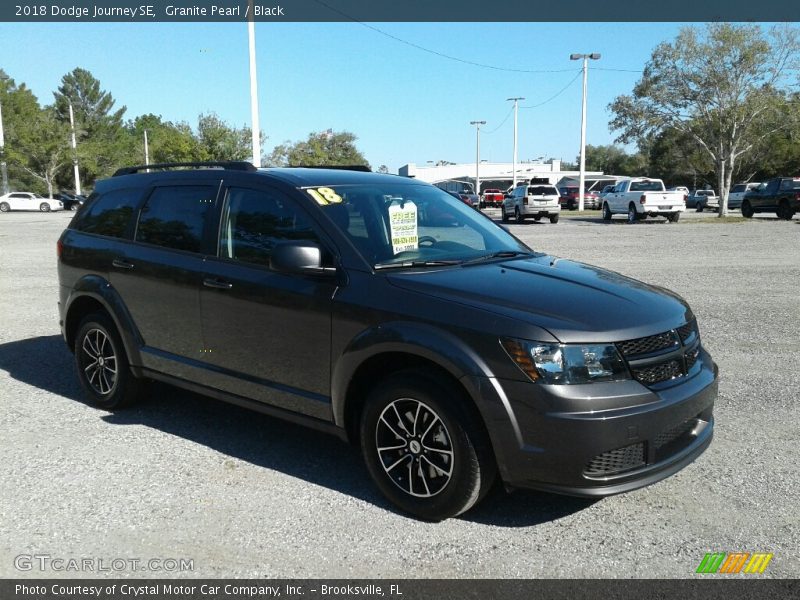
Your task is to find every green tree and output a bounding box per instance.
[583,144,648,176]
[52,68,128,190]
[646,127,714,189]
[196,112,253,162]
[15,107,71,198]
[127,114,204,165]
[609,23,800,215]
[267,130,369,168]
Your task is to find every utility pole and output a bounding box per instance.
[143,129,150,172]
[247,0,261,167]
[570,53,600,211]
[507,97,524,190]
[470,120,486,202]
[68,101,81,196]
[0,98,8,195]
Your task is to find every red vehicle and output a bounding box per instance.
[558,186,600,210]
[481,188,504,208]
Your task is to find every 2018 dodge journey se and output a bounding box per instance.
[58,162,717,520]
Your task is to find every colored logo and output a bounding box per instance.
[696,552,773,574]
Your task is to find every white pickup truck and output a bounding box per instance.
[601,178,686,223]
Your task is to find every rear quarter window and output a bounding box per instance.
[73,188,141,238]
[135,185,215,253]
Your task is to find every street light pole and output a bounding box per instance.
[247,0,261,167]
[507,97,524,190]
[470,120,486,202]
[68,101,81,196]
[143,129,150,172]
[570,53,600,211]
[0,98,8,196]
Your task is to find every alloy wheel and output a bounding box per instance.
[81,328,118,395]
[375,398,454,498]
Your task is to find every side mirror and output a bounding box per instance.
[270,241,336,276]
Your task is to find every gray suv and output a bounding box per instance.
[58,162,717,520]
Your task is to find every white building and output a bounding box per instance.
[398,159,618,193]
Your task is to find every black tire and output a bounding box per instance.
[627,204,639,224]
[668,212,680,223]
[39,202,51,212]
[74,312,145,409]
[360,370,496,521]
[515,207,524,224]
[696,203,703,213]
[533,216,541,222]
[777,200,793,220]
[602,203,612,221]
[549,214,559,224]
[742,200,754,218]
[69,203,79,211]
[0,202,9,213]
[501,205,509,223]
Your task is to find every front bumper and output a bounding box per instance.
[468,350,717,497]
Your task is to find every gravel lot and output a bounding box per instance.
[0,208,798,579]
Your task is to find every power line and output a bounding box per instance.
[520,70,583,109]
[595,67,644,73]
[483,105,514,134]
[310,0,584,74]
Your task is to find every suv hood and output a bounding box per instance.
[387,255,693,343]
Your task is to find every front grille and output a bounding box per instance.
[618,331,679,357]
[584,443,646,477]
[632,360,682,385]
[653,418,697,450]
[676,320,697,343]
[685,347,700,371]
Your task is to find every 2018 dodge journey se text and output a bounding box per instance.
[57,162,717,520]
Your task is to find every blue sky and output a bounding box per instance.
[0,22,687,170]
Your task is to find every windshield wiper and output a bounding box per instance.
[373,259,463,271]
[462,250,533,265]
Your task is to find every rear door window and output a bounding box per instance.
[73,189,141,238]
[135,185,216,253]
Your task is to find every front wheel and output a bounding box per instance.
[741,200,754,218]
[74,312,146,409]
[0,202,9,212]
[501,205,509,223]
[696,203,703,213]
[69,203,79,211]
[360,371,496,521]
[39,203,51,212]
[602,203,612,221]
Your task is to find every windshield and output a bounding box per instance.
[307,183,530,269]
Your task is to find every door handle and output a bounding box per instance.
[112,258,134,270]
[203,277,233,290]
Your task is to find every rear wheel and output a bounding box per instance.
[742,200,754,218]
[627,204,639,224]
[74,312,146,409]
[0,202,9,212]
[777,200,793,220]
[602,203,612,221]
[668,212,680,223]
[549,214,559,224]
[360,370,496,521]
[696,202,703,213]
[69,203,79,211]
[39,203,51,212]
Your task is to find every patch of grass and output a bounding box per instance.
[680,216,749,224]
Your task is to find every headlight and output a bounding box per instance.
[501,338,630,384]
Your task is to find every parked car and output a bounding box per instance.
[502,183,560,224]
[58,161,717,520]
[51,192,85,211]
[434,180,479,209]
[726,182,760,210]
[480,188,504,209]
[742,177,800,219]
[558,186,600,210]
[602,178,686,223]
[445,190,477,209]
[688,190,718,212]
[0,192,64,212]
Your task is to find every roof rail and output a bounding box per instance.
[290,165,372,172]
[112,161,257,177]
